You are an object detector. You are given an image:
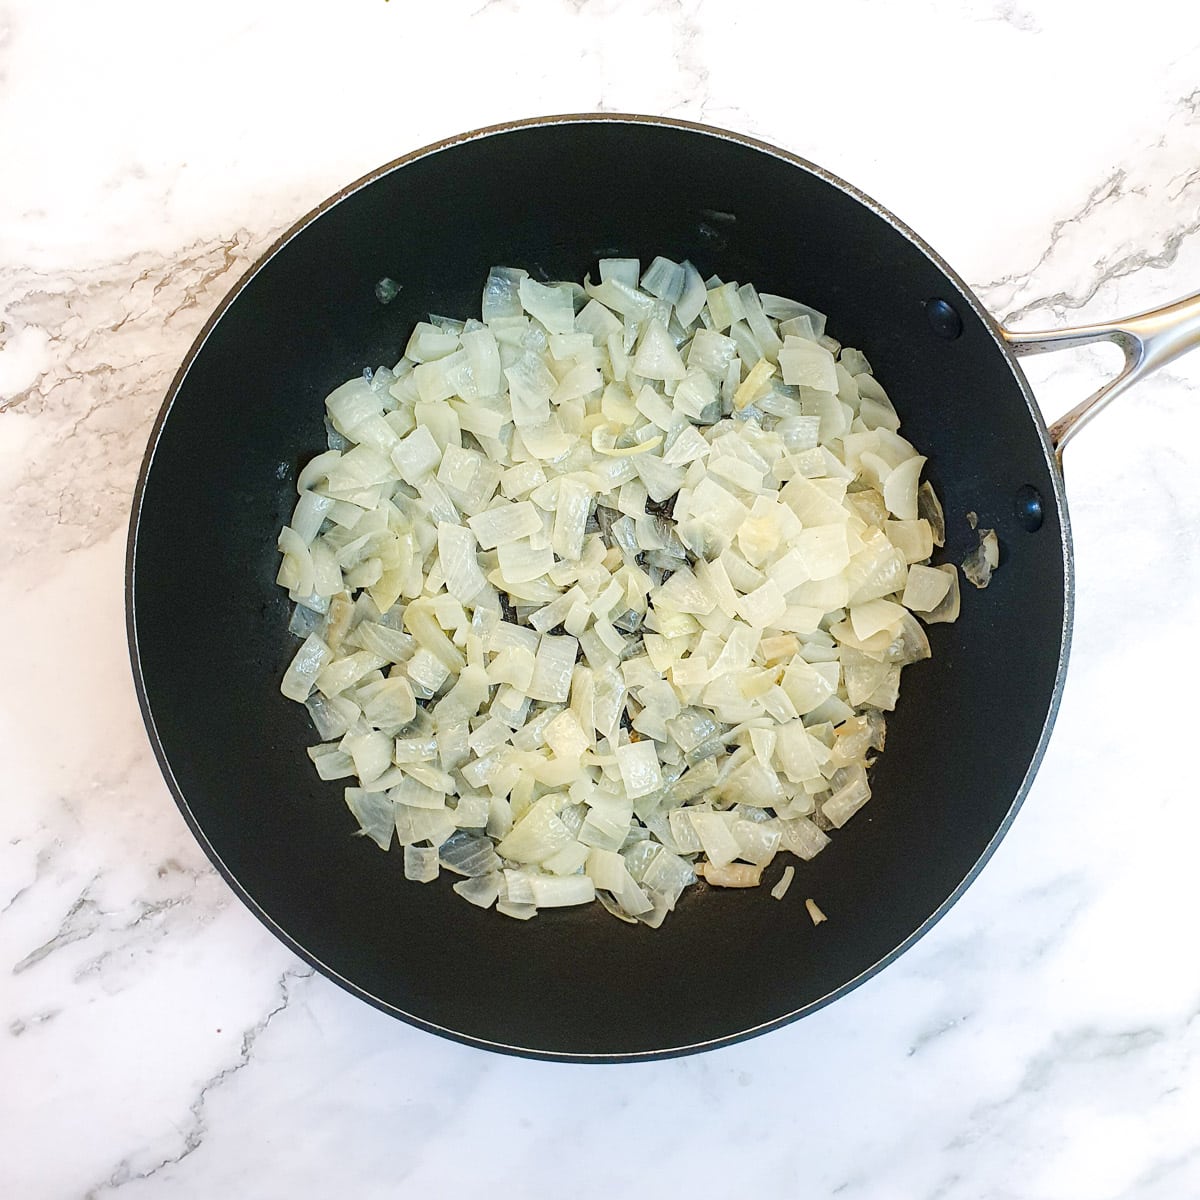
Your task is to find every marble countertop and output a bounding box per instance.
[4,1,1200,1196]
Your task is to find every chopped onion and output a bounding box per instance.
[453,873,501,908]
[675,260,708,327]
[902,563,953,613]
[640,256,686,304]
[963,527,1000,589]
[922,564,962,624]
[481,266,527,323]
[276,258,961,926]
[344,788,395,850]
[778,817,830,861]
[528,873,595,907]
[699,861,763,887]
[883,455,926,521]
[518,277,575,334]
[404,844,440,882]
[281,633,333,702]
[918,480,946,546]
[771,864,796,900]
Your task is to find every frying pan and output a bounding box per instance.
[126,115,1200,1061]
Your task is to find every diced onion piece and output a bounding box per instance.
[528,874,595,907]
[918,481,946,546]
[599,258,640,288]
[438,522,487,604]
[544,710,590,760]
[496,797,573,864]
[886,518,934,564]
[552,478,592,561]
[641,256,686,304]
[779,817,830,861]
[963,528,1000,588]
[454,873,501,908]
[519,277,575,334]
[823,775,871,827]
[281,634,332,702]
[543,841,590,876]
[497,540,555,584]
[676,260,708,326]
[733,358,776,410]
[921,564,962,624]
[883,455,926,521]
[700,861,763,887]
[632,319,686,381]
[404,844,440,883]
[779,339,837,391]
[579,792,634,851]
[482,266,527,322]
[390,426,442,482]
[736,579,786,628]
[771,864,796,900]
[467,500,542,549]
[806,898,828,925]
[849,598,905,641]
[496,900,538,921]
[439,831,502,876]
[591,425,662,457]
[706,282,745,331]
[902,563,953,613]
[528,635,578,704]
[344,788,395,850]
[688,811,740,868]
[616,740,664,800]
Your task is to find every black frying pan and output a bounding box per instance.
[126,115,1200,1061]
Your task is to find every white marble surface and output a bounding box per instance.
[3,0,1200,1195]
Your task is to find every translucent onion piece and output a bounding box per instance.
[963,528,1000,588]
[902,563,954,613]
[918,481,947,546]
[778,817,830,861]
[281,634,332,702]
[921,564,962,624]
[883,455,926,521]
[528,874,595,907]
[632,319,686,381]
[482,266,527,323]
[439,831,503,877]
[438,522,487,604]
[453,873,502,908]
[771,864,796,900]
[700,861,763,887]
[344,788,395,850]
[689,811,740,868]
[496,798,573,864]
[404,844,440,883]
[615,741,664,800]
[518,277,575,334]
[675,260,708,327]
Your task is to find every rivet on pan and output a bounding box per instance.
[925,298,963,340]
[1014,484,1044,532]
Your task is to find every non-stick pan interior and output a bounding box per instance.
[129,117,1068,1059]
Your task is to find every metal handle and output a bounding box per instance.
[1000,291,1200,460]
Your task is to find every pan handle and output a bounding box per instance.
[1000,291,1200,462]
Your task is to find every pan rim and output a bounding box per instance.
[125,112,1073,1062]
